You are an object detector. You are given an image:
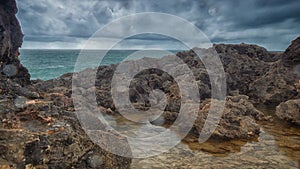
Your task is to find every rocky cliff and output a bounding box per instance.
[0,0,30,85]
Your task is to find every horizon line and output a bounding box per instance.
[20,48,285,52]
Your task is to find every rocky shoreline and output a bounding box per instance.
[0,0,300,168]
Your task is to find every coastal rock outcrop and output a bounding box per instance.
[248,36,300,105]
[1,82,132,168]
[30,36,300,140]
[0,0,30,85]
[276,99,300,125]
[33,43,275,140]
[0,1,132,168]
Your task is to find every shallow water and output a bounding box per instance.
[102,106,300,168]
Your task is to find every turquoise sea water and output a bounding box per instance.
[20,49,179,80]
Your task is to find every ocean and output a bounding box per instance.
[20,49,179,80]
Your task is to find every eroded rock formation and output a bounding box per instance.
[0,1,131,168]
[0,0,30,85]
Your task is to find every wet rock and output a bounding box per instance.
[276,99,300,125]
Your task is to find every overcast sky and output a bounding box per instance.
[16,0,300,51]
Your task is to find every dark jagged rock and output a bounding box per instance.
[276,99,300,125]
[33,42,276,140]
[176,44,270,96]
[1,82,132,168]
[247,37,300,106]
[0,0,30,85]
[30,36,300,138]
[282,36,300,67]
[214,43,278,62]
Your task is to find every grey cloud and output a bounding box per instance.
[16,0,300,50]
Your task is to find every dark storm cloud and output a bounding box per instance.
[16,0,300,50]
[218,0,300,29]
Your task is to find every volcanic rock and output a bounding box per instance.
[0,0,30,85]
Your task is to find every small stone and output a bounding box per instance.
[14,96,27,108]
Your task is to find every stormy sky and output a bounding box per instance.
[16,0,300,51]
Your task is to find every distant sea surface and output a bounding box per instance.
[20,49,180,80]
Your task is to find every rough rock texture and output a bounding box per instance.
[32,42,276,140]
[214,43,278,62]
[282,36,300,67]
[28,36,300,136]
[249,63,299,105]
[195,95,266,139]
[32,36,300,134]
[176,44,272,97]
[0,0,30,85]
[0,96,132,168]
[163,95,267,139]
[1,1,299,164]
[276,99,300,125]
[248,36,300,105]
[0,79,132,168]
[0,1,131,168]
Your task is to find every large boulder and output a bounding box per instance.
[177,45,271,96]
[248,36,300,105]
[276,99,300,125]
